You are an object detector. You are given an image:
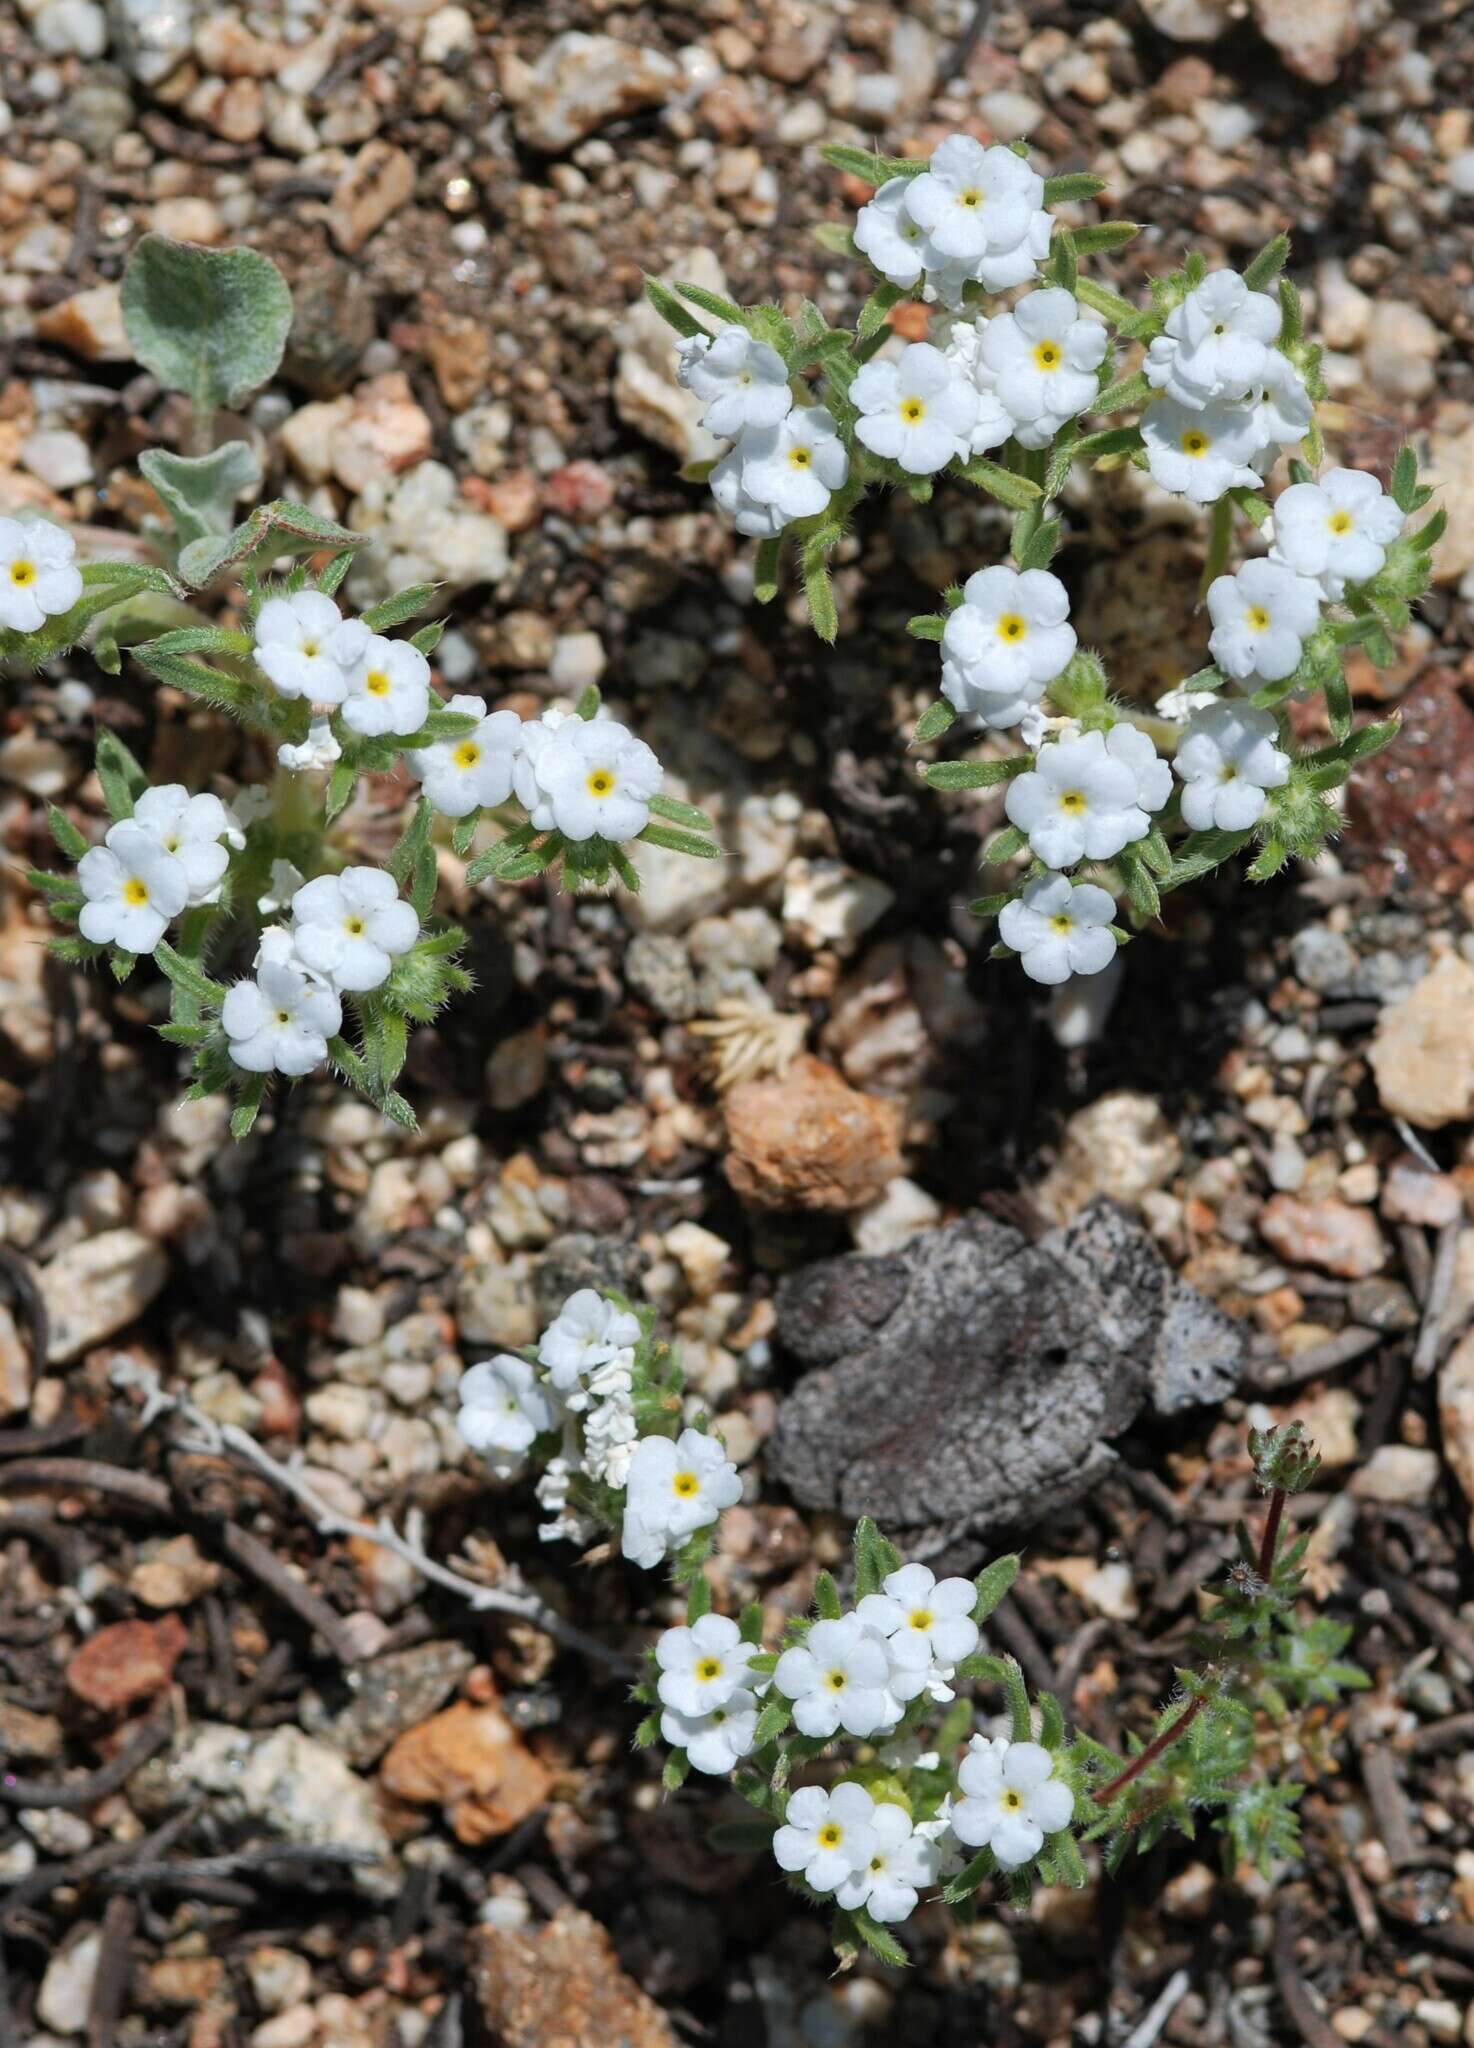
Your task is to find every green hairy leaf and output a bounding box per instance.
[819,143,927,185]
[140,442,262,547]
[643,275,708,339]
[122,235,293,414]
[176,499,364,590]
[912,699,955,742]
[1042,171,1106,204]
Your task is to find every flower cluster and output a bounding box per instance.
[853,137,1052,306]
[679,326,850,537]
[942,288,1109,454]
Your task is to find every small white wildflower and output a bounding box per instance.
[0,515,82,633]
[621,1427,742,1570]
[77,822,188,956]
[851,342,979,476]
[940,564,1076,726]
[277,716,342,773]
[221,958,341,1077]
[456,1354,553,1477]
[412,694,522,817]
[913,1795,968,1880]
[951,1736,1074,1869]
[534,716,663,844]
[510,707,573,830]
[902,135,1048,286]
[854,177,940,291]
[835,1801,940,1925]
[1206,558,1321,684]
[1173,701,1290,832]
[253,590,350,704]
[539,1289,642,1392]
[999,872,1119,987]
[1270,467,1403,599]
[289,867,419,994]
[1005,725,1168,869]
[857,1562,981,1705]
[1253,351,1313,453]
[773,1614,897,1740]
[337,628,432,738]
[1145,271,1281,409]
[1141,396,1265,504]
[737,406,849,525]
[257,859,304,919]
[772,1783,878,1896]
[578,1350,639,1486]
[129,785,237,907]
[938,317,1015,456]
[978,288,1108,449]
[709,445,789,538]
[655,1613,756,1716]
[676,323,793,438]
[660,1688,759,1776]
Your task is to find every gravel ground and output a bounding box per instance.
[5,2,1474,2045]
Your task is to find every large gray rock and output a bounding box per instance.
[769,1200,1245,1561]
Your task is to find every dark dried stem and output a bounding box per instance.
[1257,1486,1287,1580]
[1091,1693,1206,1807]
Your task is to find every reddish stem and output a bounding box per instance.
[1257,1486,1287,1581]
[1091,1693,1206,1806]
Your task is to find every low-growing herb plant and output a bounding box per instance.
[457,1289,1361,1966]
[646,135,1442,992]
[14,234,719,1137]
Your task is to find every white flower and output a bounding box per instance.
[258,859,304,918]
[621,1428,742,1569]
[253,590,350,704]
[533,716,663,844]
[577,1350,639,1486]
[0,515,82,632]
[660,1688,759,1776]
[773,1614,897,1740]
[1173,701,1290,832]
[1145,271,1281,409]
[902,136,1048,282]
[772,1783,879,1896]
[978,288,1108,449]
[1206,558,1321,684]
[511,708,573,830]
[412,694,522,817]
[456,1354,553,1476]
[952,1736,1074,1869]
[857,1562,981,1678]
[655,1613,756,1717]
[338,630,432,738]
[221,958,341,1077]
[129,785,236,907]
[1141,396,1265,504]
[539,1288,642,1392]
[289,867,419,994]
[1253,352,1312,453]
[854,177,937,291]
[913,1796,968,1880]
[1005,725,1167,869]
[999,872,1118,987]
[709,445,789,538]
[77,822,188,955]
[1270,467,1403,600]
[835,1801,940,1924]
[938,317,1015,456]
[940,564,1076,726]
[676,324,793,439]
[851,342,979,475]
[277,716,342,774]
[738,406,849,525]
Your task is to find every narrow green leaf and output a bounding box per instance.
[913,700,955,743]
[1243,233,1291,293]
[956,457,1042,510]
[230,1073,267,1140]
[47,804,88,861]
[643,275,706,340]
[1092,369,1151,414]
[360,586,437,633]
[801,538,838,643]
[907,614,946,643]
[754,535,782,605]
[1074,277,1139,328]
[973,1554,1020,1623]
[647,793,715,832]
[636,823,722,859]
[857,283,904,341]
[1071,221,1141,255]
[923,756,1027,790]
[819,144,927,186]
[814,1570,843,1621]
[673,279,747,326]
[686,1573,712,1625]
[95,729,148,821]
[1043,172,1106,204]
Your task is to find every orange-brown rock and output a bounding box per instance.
[468,1908,675,2048]
[379,1701,551,1845]
[66,1614,188,1712]
[723,1055,904,1212]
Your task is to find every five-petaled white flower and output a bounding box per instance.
[253,590,350,704]
[1141,396,1265,504]
[1173,701,1290,832]
[854,177,941,292]
[456,1354,554,1476]
[540,1288,642,1392]
[655,1613,756,1717]
[834,1801,940,1924]
[951,1737,1074,1869]
[773,1614,897,1740]
[941,565,1076,726]
[676,325,793,439]
[412,694,522,817]
[289,866,419,993]
[621,1427,742,1570]
[534,716,663,844]
[0,515,82,633]
[851,342,979,476]
[1005,726,1168,869]
[1207,558,1321,684]
[77,822,189,956]
[772,1782,879,1896]
[999,872,1119,987]
[337,628,432,738]
[660,1688,760,1776]
[902,136,1049,289]
[1145,271,1281,409]
[221,958,342,1077]
[1253,353,1312,453]
[709,446,789,538]
[978,288,1108,449]
[738,406,849,525]
[129,785,237,907]
[857,1563,981,1686]
[1270,466,1403,600]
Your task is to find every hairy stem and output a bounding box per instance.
[1091,1693,1207,1806]
[1257,1486,1287,1580]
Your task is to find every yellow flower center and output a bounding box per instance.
[1219,763,1239,783]
[1180,429,1209,457]
[586,768,615,798]
[344,916,366,937]
[163,835,180,852]
[696,1657,723,1681]
[825,1668,848,1692]
[1058,790,1087,813]
[122,877,149,907]
[301,639,319,658]
[869,1855,886,1872]
[996,612,1027,643]
[453,740,481,769]
[9,559,36,587]
[1002,1788,1025,1812]
[672,1471,699,1498]
[899,397,926,424]
[789,445,812,469]
[908,1609,933,1631]
[275,1009,292,1025]
[956,186,984,209]
[1327,510,1354,535]
[1049,913,1073,936]
[1245,605,1270,631]
[365,669,391,696]
[1033,341,1061,371]
[818,1824,843,1848]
